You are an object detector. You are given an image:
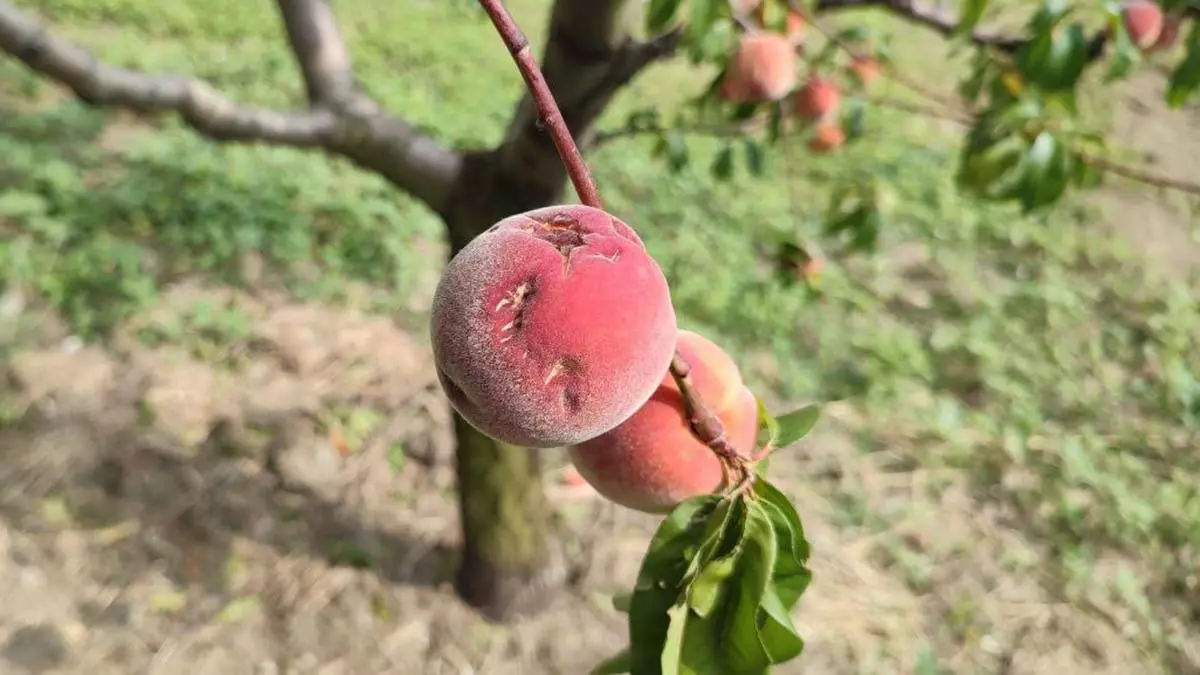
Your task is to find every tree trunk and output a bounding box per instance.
[441,148,567,620]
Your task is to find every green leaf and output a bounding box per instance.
[688,499,750,617]
[678,613,728,675]
[686,0,725,63]
[774,404,821,448]
[646,0,684,33]
[1106,13,1141,82]
[629,496,720,674]
[755,480,813,609]
[661,604,689,675]
[664,130,690,173]
[743,140,765,176]
[1167,24,1200,108]
[758,587,806,663]
[1017,131,1070,211]
[593,648,634,675]
[721,501,777,673]
[956,0,989,37]
[711,145,735,181]
[680,498,737,585]
[753,395,780,452]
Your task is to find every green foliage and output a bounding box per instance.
[633,0,1200,242]
[595,481,813,673]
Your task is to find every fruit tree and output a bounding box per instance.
[3,0,1200,672]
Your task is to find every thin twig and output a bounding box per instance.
[477,0,603,209]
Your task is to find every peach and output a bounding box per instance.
[794,75,840,121]
[849,55,880,87]
[1123,0,1164,49]
[431,205,677,449]
[809,121,845,153]
[719,32,799,103]
[1149,14,1182,52]
[786,10,807,41]
[567,330,760,514]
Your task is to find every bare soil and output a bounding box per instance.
[0,75,1196,675]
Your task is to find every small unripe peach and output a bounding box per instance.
[849,55,880,87]
[1123,0,1164,49]
[431,205,677,448]
[719,32,799,103]
[794,75,840,121]
[809,121,845,153]
[568,330,760,514]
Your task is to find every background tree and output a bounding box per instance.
[2,0,1199,639]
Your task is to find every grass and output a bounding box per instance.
[1,0,1198,672]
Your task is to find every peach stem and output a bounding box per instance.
[477,0,746,487]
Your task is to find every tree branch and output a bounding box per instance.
[811,0,1107,58]
[0,1,461,214]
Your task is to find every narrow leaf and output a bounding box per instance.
[661,604,689,675]
[758,587,806,663]
[721,502,777,673]
[774,404,821,448]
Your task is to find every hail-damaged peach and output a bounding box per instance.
[568,329,759,513]
[430,205,677,449]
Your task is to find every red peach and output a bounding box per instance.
[1149,14,1182,52]
[809,121,846,153]
[794,75,840,121]
[786,10,807,41]
[719,32,799,103]
[849,55,881,87]
[431,205,677,449]
[1123,0,1164,50]
[567,330,760,514]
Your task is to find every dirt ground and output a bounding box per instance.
[0,73,1197,675]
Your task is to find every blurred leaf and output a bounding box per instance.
[1018,131,1070,211]
[744,139,766,176]
[592,648,633,675]
[956,0,989,37]
[1167,23,1200,108]
[647,0,684,33]
[686,0,726,63]
[754,394,780,452]
[711,145,735,181]
[774,404,821,448]
[1016,22,1088,91]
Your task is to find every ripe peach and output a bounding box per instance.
[809,121,845,153]
[849,55,880,87]
[1149,14,1182,52]
[431,205,677,449]
[794,75,840,121]
[567,330,760,514]
[786,10,807,41]
[1123,0,1164,49]
[719,32,798,103]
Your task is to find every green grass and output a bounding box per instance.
[1,0,1198,671]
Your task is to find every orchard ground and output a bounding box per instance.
[1,1,1198,674]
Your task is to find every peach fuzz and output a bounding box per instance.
[719,32,799,103]
[1123,0,1164,49]
[430,205,677,449]
[567,330,760,514]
